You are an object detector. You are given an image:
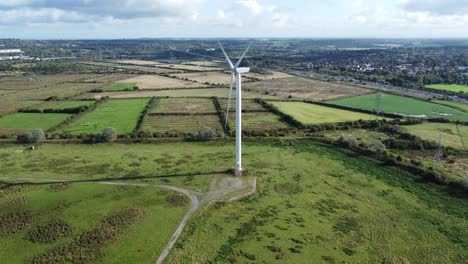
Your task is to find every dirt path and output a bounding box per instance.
[0,174,256,264]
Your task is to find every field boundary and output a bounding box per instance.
[134,97,157,133]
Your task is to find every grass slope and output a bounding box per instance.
[0,183,186,263]
[426,84,468,93]
[60,99,149,134]
[0,113,71,132]
[271,102,377,125]
[329,94,468,121]
[0,141,465,263]
[403,123,468,150]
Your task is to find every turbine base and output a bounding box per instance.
[231,168,247,177]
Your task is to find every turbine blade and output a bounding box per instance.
[225,72,235,129]
[234,43,252,68]
[218,41,234,69]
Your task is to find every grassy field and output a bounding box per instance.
[244,77,372,101]
[219,99,267,112]
[150,98,217,114]
[117,75,207,90]
[228,112,290,132]
[0,141,466,263]
[433,100,468,112]
[329,94,468,121]
[143,115,223,134]
[30,101,95,111]
[104,83,137,92]
[403,123,468,150]
[75,88,277,100]
[271,102,378,125]
[0,113,71,132]
[426,84,468,93]
[0,182,187,264]
[171,72,231,85]
[60,99,149,134]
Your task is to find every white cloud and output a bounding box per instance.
[400,0,468,15]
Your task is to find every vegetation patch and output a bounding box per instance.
[425,84,468,93]
[103,83,137,92]
[25,220,72,243]
[47,183,70,192]
[143,114,223,135]
[166,194,189,207]
[150,98,217,114]
[0,211,33,235]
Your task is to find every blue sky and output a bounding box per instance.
[0,0,467,39]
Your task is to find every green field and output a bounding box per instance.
[403,123,468,150]
[228,112,290,131]
[433,100,468,112]
[0,141,466,264]
[104,83,137,92]
[329,94,468,121]
[0,182,187,263]
[271,102,378,125]
[60,99,149,134]
[426,84,468,93]
[31,101,95,111]
[0,113,71,132]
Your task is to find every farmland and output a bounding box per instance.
[1,141,462,263]
[244,71,293,80]
[228,112,290,132]
[244,77,372,101]
[59,99,149,134]
[426,84,468,93]
[143,115,223,134]
[170,72,231,85]
[150,98,217,114]
[103,83,137,92]
[0,113,71,132]
[433,100,468,112]
[116,75,207,90]
[403,123,467,150]
[329,94,468,121]
[29,101,95,111]
[219,99,267,112]
[270,102,378,125]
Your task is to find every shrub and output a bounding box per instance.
[372,140,387,154]
[190,126,224,140]
[99,127,117,143]
[17,129,45,144]
[25,220,72,243]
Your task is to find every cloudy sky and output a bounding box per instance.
[0,0,467,39]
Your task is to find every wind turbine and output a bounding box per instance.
[219,41,251,176]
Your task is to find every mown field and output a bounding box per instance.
[59,99,149,135]
[244,77,372,101]
[329,94,468,121]
[143,115,223,134]
[0,113,71,132]
[150,98,217,114]
[0,141,466,263]
[0,182,187,264]
[271,102,378,125]
[403,123,467,150]
[426,84,468,93]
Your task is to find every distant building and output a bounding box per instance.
[0,48,24,60]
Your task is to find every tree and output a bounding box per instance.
[18,129,45,143]
[372,140,387,154]
[100,127,117,142]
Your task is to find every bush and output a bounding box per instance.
[190,126,224,140]
[99,127,117,143]
[372,140,387,154]
[18,129,45,144]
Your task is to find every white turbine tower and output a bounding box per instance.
[219,41,251,176]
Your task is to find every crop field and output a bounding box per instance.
[329,94,468,121]
[143,115,223,134]
[228,112,290,131]
[160,63,224,71]
[219,99,267,112]
[150,98,217,114]
[244,77,372,101]
[244,71,293,80]
[403,123,468,150]
[433,100,468,112]
[76,88,277,100]
[29,100,95,111]
[170,72,231,85]
[426,84,468,93]
[0,74,100,91]
[103,83,137,91]
[115,60,163,66]
[270,102,378,125]
[0,113,71,133]
[116,75,207,90]
[59,99,149,134]
[80,62,182,74]
[181,61,224,67]
[0,142,464,263]
[0,182,187,264]
[82,74,135,84]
